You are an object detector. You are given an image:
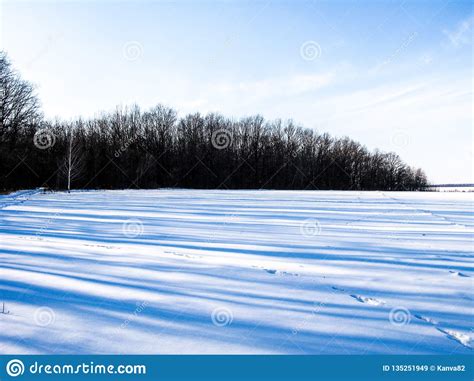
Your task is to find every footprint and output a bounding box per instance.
[85,244,113,249]
[252,266,279,275]
[350,294,385,306]
[253,267,297,276]
[436,328,472,349]
[414,314,438,325]
[264,269,277,275]
[414,314,472,349]
[460,294,474,301]
[449,271,470,278]
[282,271,299,276]
[169,252,198,259]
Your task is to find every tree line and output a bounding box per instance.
[0,51,428,192]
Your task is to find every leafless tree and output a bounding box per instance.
[0,51,429,192]
[60,124,84,192]
[0,51,41,145]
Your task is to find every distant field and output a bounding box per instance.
[0,189,472,354]
[427,184,474,192]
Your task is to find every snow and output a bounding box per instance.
[429,186,474,193]
[0,189,472,354]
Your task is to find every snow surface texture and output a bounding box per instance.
[0,189,472,354]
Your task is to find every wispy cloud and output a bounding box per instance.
[210,73,335,101]
[351,83,426,113]
[179,72,335,114]
[443,15,474,47]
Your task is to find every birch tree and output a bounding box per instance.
[60,125,83,192]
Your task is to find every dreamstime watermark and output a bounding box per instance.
[34,209,65,240]
[389,307,411,327]
[122,218,144,238]
[211,129,233,150]
[204,213,242,245]
[33,129,56,149]
[300,41,322,61]
[6,359,24,377]
[25,33,64,69]
[5,359,146,377]
[34,306,56,327]
[376,31,418,71]
[119,300,149,330]
[122,41,143,61]
[211,306,233,327]
[114,134,140,158]
[292,301,326,335]
[224,213,241,224]
[391,131,410,148]
[299,219,322,237]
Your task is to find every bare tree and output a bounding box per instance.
[0,51,41,144]
[60,124,84,192]
[0,51,429,192]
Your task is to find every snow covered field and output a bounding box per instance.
[0,189,472,354]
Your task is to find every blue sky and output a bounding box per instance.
[1,0,472,183]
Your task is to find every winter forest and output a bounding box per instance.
[0,52,428,192]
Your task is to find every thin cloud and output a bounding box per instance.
[210,73,334,101]
[443,15,474,47]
